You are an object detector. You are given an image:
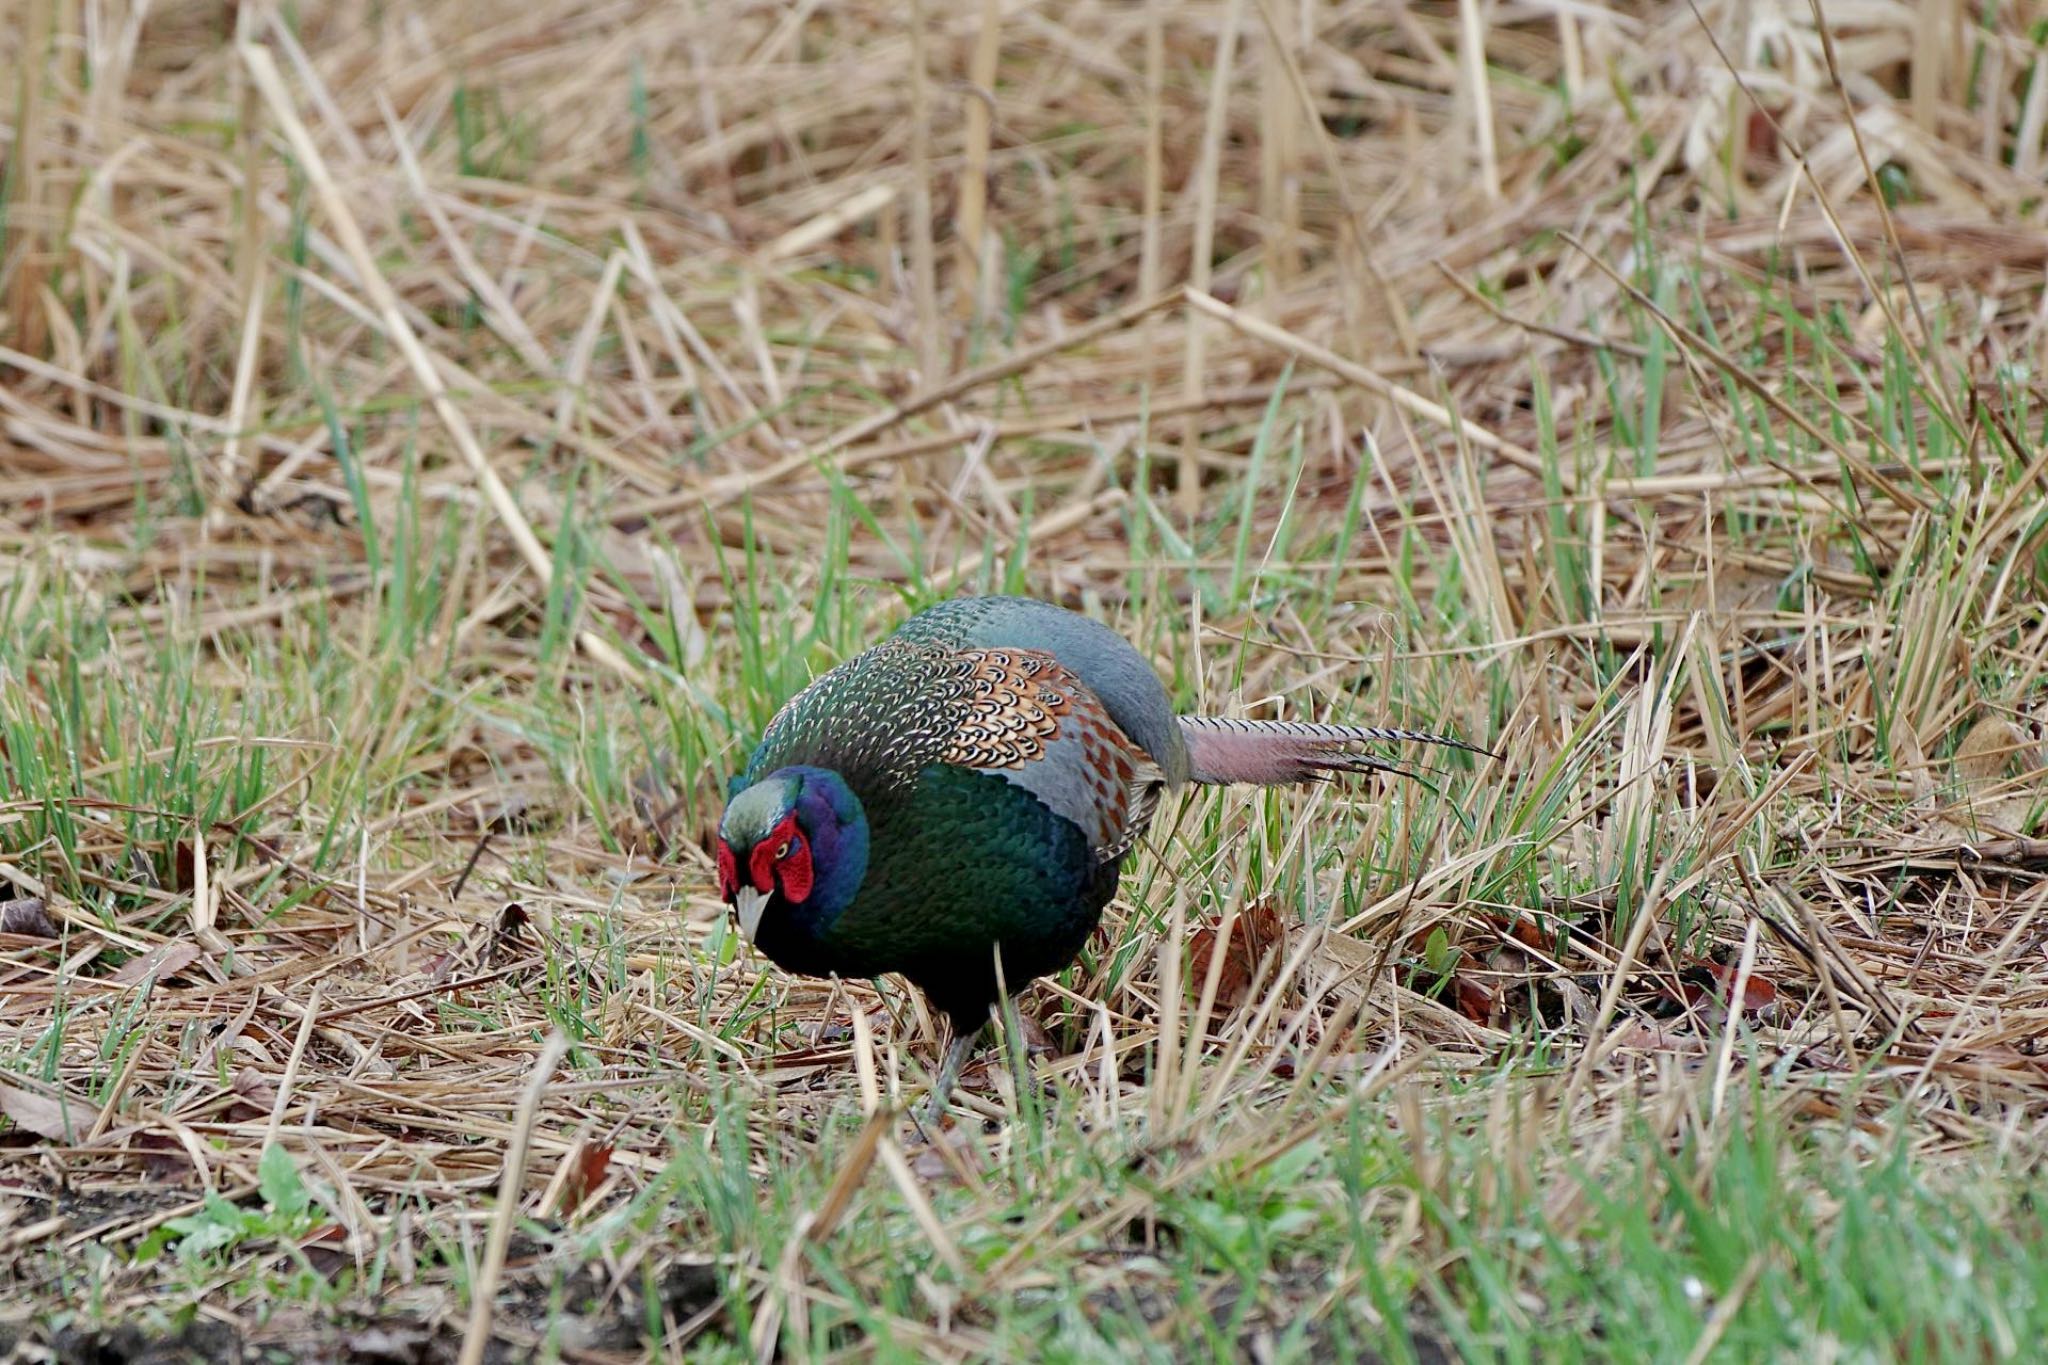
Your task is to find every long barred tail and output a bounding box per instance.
[1177,715,1496,786]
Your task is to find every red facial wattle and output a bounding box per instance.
[744,812,814,904]
[778,833,813,902]
[716,839,738,900]
[747,818,783,892]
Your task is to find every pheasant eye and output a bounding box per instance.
[774,840,791,859]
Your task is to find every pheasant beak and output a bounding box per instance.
[733,886,769,943]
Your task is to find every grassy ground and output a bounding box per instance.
[4,1,2048,1360]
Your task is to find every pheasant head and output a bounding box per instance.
[716,765,869,947]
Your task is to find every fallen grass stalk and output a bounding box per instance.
[458,1029,569,1365]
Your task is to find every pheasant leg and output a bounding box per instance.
[918,1023,985,1127]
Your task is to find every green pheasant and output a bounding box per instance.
[716,596,1488,1116]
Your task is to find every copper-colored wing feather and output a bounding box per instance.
[936,649,1072,770]
[937,648,1162,863]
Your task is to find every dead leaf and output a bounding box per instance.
[343,1325,435,1361]
[228,1066,278,1121]
[1610,1020,1708,1054]
[231,1034,279,1067]
[298,1223,355,1276]
[1946,716,2043,833]
[1955,716,2026,786]
[131,1131,194,1182]
[905,1126,978,1183]
[485,902,533,966]
[0,898,56,938]
[1679,960,1780,1015]
[558,1140,614,1214]
[0,1079,101,1142]
[1480,911,1550,952]
[170,838,198,893]
[1186,900,1287,1016]
[1452,975,1494,1023]
[1745,107,1780,164]
[108,941,203,987]
[1011,1006,1057,1060]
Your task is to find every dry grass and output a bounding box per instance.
[4,1,2048,1360]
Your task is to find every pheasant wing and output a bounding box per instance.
[743,638,1163,865]
[933,647,1163,865]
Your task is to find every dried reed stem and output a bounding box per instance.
[1138,0,1166,383]
[1179,0,1246,517]
[1457,0,1501,203]
[954,0,1002,320]
[238,42,637,681]
[1251,0,1416,357]
[4,0,56,358]
[1911,0,1949,131]
[907,0,943,382]
[1259,9,1298,288]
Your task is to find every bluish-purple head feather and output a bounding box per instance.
[717,764,868,943]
